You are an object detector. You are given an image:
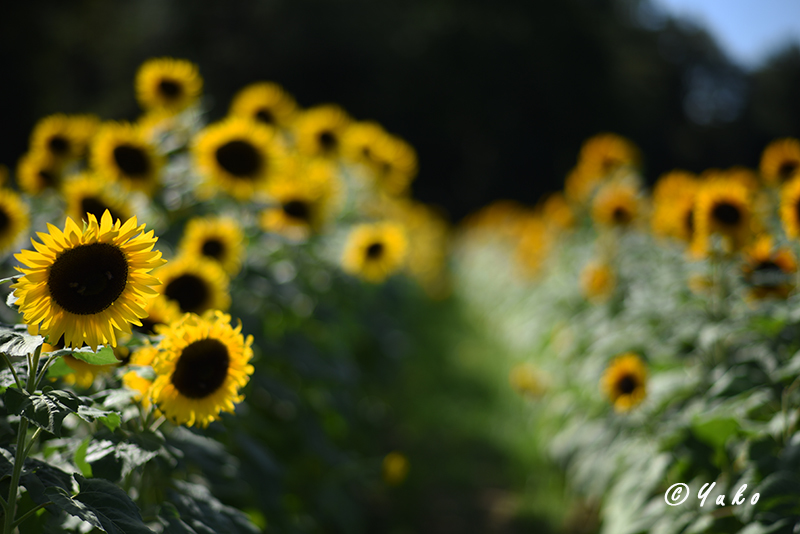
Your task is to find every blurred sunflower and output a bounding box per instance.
[591,183,640,228]
[578,133,641,178]
[780,176,800,239]
[602,353,647,413]
[580,260,616,302]
[509,363,546,398]
[63,173,131,224]
[370,134,418,196]
[515,214,551,277]
[193,117,284,200]
[691,179,752,257]
[229,81,297,128]
[651,170,698,242]
[63,355,115,390]
[135,57,203,114]
[134,294,182,336]
[148,310,254,428]
[16,151,64,194]
[741,236,796,300]
[90,121,164,194]
[11,211,165,349]
[0,189,30,254]
[29,114,99,162]
[155,255,231,315]
[342,222,408,283]
[540,192,574,232]
[760,138,800,185]
[122,343,159,405]
[342,121,387,166]
[293,104,351,159]
[178,217,245,276]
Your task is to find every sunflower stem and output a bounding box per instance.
[33,351,62,391]
[0,353,22,391]
[9,501,52,530]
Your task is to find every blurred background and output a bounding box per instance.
[3,0,799,222]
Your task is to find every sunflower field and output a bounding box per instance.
[2,56,800,534]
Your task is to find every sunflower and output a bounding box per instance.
[292,104,351,159]
[760,138,800,185]
[261,160,338,240]
[342,222,408,283]
[90,121,164,194]
[178,217,245,276]
[134,294,182,336]
[342,121,387,166]
[460,200,530,239]
[148,310,254,428]
[155,255,231,315]
[691,178,752,257]
[229,81,297,128]
[581,260,616,302]
[193,117,284,200]
[16,151,64,194]
[29,114,100,162]
[63,173,132,224]
[741,235,796,300]
[0,189,30,254]
[122,343,159,405]
[651,170,698,242]
[369,134,418,196]
[515,214,551,277]
[578,133,641,176]
[602,352,647,413]
[11,211,165,349]
[780,176,800,239]
[135,57,203,114]
[591,183,641,228]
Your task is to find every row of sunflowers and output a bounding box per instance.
[0,57,448,533]
[454,133,800,533]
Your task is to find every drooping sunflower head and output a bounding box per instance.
[16,151,64,195]
[760,138,800,186]
[292,104,351,159]
[651,170,699,242]
[63,173,132,225]
[148,311,254,428]
[178,217,245,276]
[155,255,231,315]
[741,235,797,300]
[29,114,100,162]
[780,175,800,240]
[229,81,297,128]
[342,222,408,283]
[90,121,164,194]
[193,117,284,200]
[0,189,30,255]
[691,178,752,257]
[11,211,166,349]
[602,352,647,413]
[580,260,616,302]
[135,57,203,114]
[591,183,641,229]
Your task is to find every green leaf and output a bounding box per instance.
[4,388,87,437]
[168,480,259,534]
[85,439,159,482]
[45,357,74,379]
[19,457,72,515]
[0,324,43,357]
[692,417,740,450]
[77,406,121,432]
[45,474,154,534]
[50,345,118,365]
[74,437,93,478]
[0,275,21,285]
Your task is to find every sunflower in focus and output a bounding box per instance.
[11,211,165,349]
[760,138,800,185]
[342,222,408,283]
[29,114,99,162]
[122,343,158,405]
[193,117,284,200]
[591,183,640,229]
[90,121,164,194]
[148,311,254,428]
[741,236,796,300]
[63,173,132,224]
[581,260,616,302]
[293,105,351,159]
[602,352,647,413]
[780,176,800,239]
[0,189,30,254]
[261,160,338,240]
[178,217,245,276]
[134,294,182,336]
[229,82,297,128]
[136,57,203,114]
[155,255,231,315]
[651,170,698,242]
[691,178,752,257]
[16,151,64,194]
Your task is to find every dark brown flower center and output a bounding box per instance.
[158,79,183,99]
[366,242,384,259]
[711,202,741,226]
[0,208,10,234]
[201,239,225,259]
[778,161,799,180]
[612,206,633,225]
[48,135,70,156]
[255,108,274,124]
[617,374,638,395]
[170,338,229,399]
[38,169,58,188]
[48,243,129,315]
[684,207,695,235]
[113,144,151,177]
[317,130,337,152]
[164,274,210,314]
[215,140,262,177]
[282,200,310,221]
